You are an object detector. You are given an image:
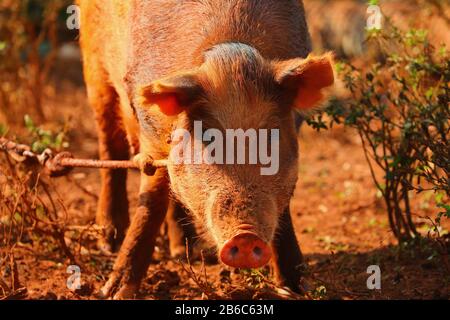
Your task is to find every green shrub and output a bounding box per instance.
[23,114,68,153]
[308,24,449,241]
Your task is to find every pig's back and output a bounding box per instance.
[80,0,312,101]
[79,0,311,155]
[126,0,312,90]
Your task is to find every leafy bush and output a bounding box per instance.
[308,24,449,241]
[0,0,72,121]
[23,114,68,153]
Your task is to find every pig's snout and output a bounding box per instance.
[219,231,272,269]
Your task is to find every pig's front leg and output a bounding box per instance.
[271,206,305,293]
[99,170,170,299]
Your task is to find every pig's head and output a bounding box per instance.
[139,43,334,269]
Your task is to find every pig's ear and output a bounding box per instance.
[139,73,203,116]
[274,53,335,110]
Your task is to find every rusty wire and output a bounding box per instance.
[0,137,168,177]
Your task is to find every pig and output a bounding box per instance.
[78,0,334,299]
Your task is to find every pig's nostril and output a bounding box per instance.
[230,246,239,257]
[253,246,262,258]
[220,232,271,269]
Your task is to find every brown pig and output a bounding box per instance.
[78,0,334,299]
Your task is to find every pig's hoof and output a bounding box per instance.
[97,238,114,255]
[276,287,294,298]
[97,232,123,254]
[112,283,139,300]
[98,274,138,300]
[276,278,302,294]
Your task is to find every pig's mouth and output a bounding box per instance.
[218,224,272,269]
